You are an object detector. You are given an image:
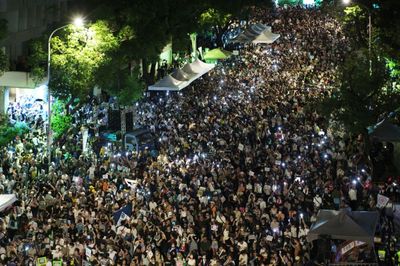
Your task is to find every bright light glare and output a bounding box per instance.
[342,0,351,5]
[73,17,84,27]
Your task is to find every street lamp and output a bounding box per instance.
[47,16,84,165]
[342,0,372,73]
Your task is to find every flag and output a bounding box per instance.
[377,194,390,208]
[113,203,132,226]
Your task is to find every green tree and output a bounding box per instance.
[198,8,232,47]
[339,0,400,78]
[0,114,29,147]
[51,100,72,138]
[27,38,47,84]
[28,20,119,101]
[96,59,145,106]
[317,49,398,135]
[50,20,119,100]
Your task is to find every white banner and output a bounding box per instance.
[82,127,89,153]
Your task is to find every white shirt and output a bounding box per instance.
[313,195,322,208]
[349,188,357,201]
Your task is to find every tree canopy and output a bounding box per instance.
[315,0,400,136]
[49,21,119,100]
[317,48,399,135]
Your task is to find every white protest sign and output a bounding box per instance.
[376,194,389,208]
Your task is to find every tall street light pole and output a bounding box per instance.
[47,17,84,166]
[342,0,372,73]
[368,12,372,73]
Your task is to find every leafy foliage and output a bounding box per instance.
[96,60,145,106]
[317,49,399,135]
[27,38,47,85]
[29,0,274,97]
[386,58,400,79]
[199,8,232,32]
[116,74,145,106]
[51,100,72,138]
[49,20,119,100]
[373,0,400,63]
[0,115,29,147]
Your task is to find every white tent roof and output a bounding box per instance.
[231,24,280,44]
[148,60,215,91]
[182,63,199,75]
[171,69,193,81]
[252,30,281,44]
[250,23,271,34]
[148,75,187,91]
[189,59,215,74]
[307,209,379,245]
[0,194,17,212]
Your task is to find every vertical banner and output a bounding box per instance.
[190,33,198,61]
[82,127,89,153]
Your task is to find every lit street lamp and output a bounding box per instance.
[47,17,84,165]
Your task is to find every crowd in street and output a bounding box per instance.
[0,6,397,266]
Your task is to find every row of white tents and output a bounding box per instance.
[148,23,279,91]
[148,59,215,91]
[231,23,281,44]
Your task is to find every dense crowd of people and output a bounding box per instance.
[0,5,397,266]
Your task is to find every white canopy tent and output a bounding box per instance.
[148,75,187,91]
[171,69,193,81]
[149,59,215,91]
[231,23,280,44]
[0,194,17,212]
[307,209,379,245]
[252,30,281,44]
[189,59,215,74]
[250,23,271,34]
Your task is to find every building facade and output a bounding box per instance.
[0,0,74,113]
[0,0,70,70]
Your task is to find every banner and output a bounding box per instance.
[82,127,89,153]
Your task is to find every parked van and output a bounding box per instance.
[124,128,157,153]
